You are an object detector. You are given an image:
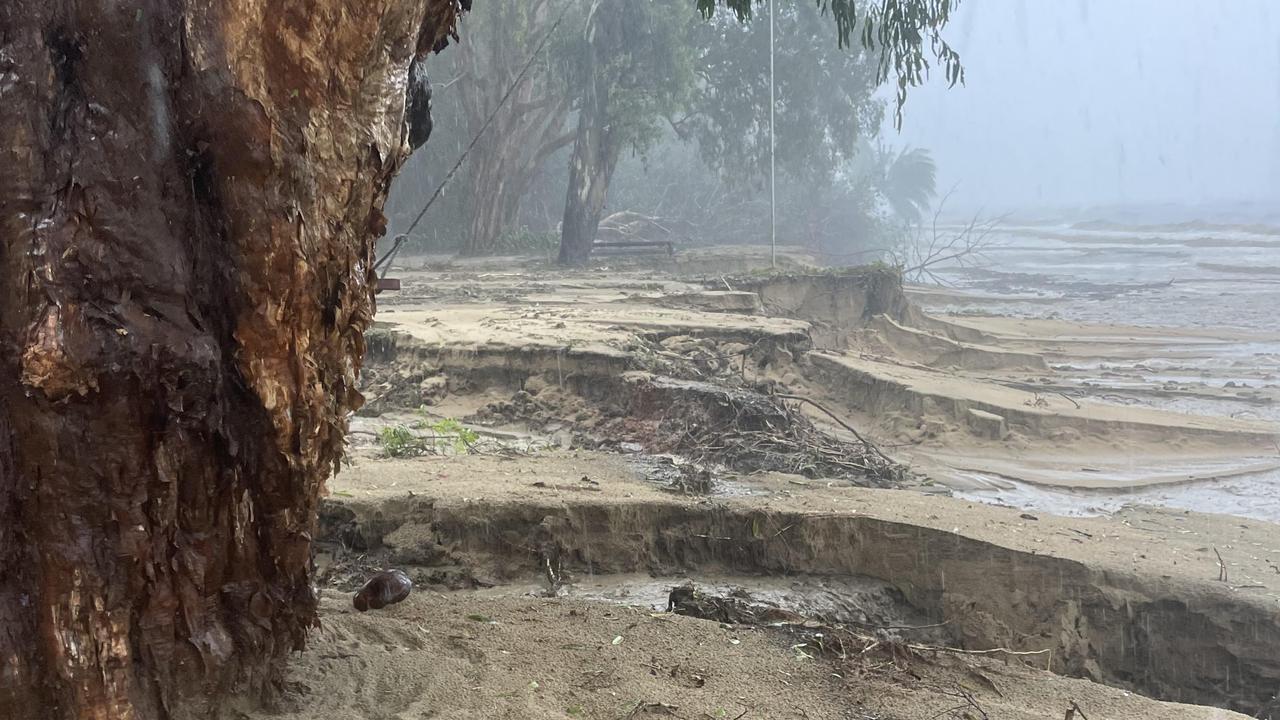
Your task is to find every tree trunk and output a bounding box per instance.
[557,92,619,264]
[461,126,572,256]
[463,146,509,254]
[0,2,462,719]
[463,142,523,255]
[557,9,619,267]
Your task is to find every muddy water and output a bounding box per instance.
[953,467,1280,524]
[913,222,1280,398]
[919,223,1280,334]
[470,571,944,640]
[916,221,1280,522]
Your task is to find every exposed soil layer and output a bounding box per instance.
[224,591,1253,720]
[363,261,1278,491]
[810,352,1276,445]
[316,451,1280,715]
[261,249,1280,719]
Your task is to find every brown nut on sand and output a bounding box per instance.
[353,569,413,612]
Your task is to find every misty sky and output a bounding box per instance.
[886,0,1280,215]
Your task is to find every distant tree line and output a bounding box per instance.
[386,0,956,265]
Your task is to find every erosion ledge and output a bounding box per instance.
[317,451,1280,716]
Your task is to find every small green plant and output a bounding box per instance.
[378,425,425,458]
[377,415,478,457]
[429,417,479,452]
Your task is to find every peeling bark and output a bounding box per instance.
[0,1,464,718]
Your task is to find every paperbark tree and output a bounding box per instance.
[452,0,575,255]
[0,1,464,718]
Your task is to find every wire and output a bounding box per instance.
[374,233,408,278]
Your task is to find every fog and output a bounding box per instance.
[890,0,1280,219]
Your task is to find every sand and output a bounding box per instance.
[240,245,1280,719]
[225,592,1251,720]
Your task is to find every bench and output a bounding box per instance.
[591,239,675,256]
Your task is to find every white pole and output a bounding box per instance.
[769,0,776,268]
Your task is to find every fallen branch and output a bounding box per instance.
[907,643,1052,659]
[908,642,1054,672]
[774,393,896,467]
[928,683,989,720]
[859,619,950,632]
[893,189,1006,286]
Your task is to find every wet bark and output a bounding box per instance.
[0,1,463,718]
[557,7,620,267]
[464,143,524,255]
[463,123,573,256]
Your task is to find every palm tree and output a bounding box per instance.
[845,139,938,226]
[878,145,937,225]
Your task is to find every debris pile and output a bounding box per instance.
[631,376,907,486]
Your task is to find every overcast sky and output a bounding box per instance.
[886,0,1280,217]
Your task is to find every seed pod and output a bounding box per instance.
[353,569,413,612]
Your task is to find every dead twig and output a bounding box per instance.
[1214,547,1228,582]
[908,642,1054,672]
[624,701,681,718]
[857,619,950,632]
[773,393,896,467]
[928,682,989,720]
[1064,700,1090,720]
[908,643,1051,659]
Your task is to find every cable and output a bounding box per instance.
[374,234,408,278]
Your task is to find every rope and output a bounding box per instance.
[374,233,408,278]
